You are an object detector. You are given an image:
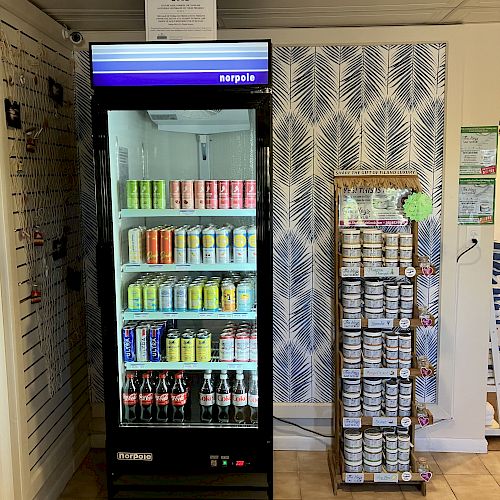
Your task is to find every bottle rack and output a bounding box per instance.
[329,175,435,497]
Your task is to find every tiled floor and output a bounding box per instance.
[59,440,500,499]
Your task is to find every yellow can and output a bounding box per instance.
[167,331,180,362]
[181,332,195,362]
[188,283,203,311]
[221,282,236,312]
[196,331,212,362]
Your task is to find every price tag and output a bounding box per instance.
[233,364,244,370]
[373,417,397,426]
[343,417,361,428]
[176,264,191,269]
[184,363,196,369]
[132,363,147,370]
[180,210,195,215]
[399,368,410,379]
[169,312,178,316]
[399,318,411,329]
[364,267,399,278]
[401,471,413,482]
[401,417,412,428]
[127,264,141,268]
[340,267,361,278]
[345,473,364,484]
[405,266,417,278]
[342,369,361,378]
[368,319,393,329]
[364,368,397,378]
[342,319,362,329]
[374,473,398,483]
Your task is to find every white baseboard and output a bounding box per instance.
[415,437,488,453]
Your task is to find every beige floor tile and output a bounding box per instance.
[488,438,500,451]
[400,475,456,500]
[274,472,301,499]
[494,475,500,486]
[432,452,489,474]
[445,474,500,500]
[350,484,405,500]
[415,452,443,475]
[479,451,500,474]
[297,451,330,473]
[274,451,299,472]
[299,472,342,499]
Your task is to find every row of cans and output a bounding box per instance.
[170,179,256,210]
[122,321,169,362]
[129,225,257,265]
[127,274,256,312]
[126,180,167,210]
[166,328,212,362]
[218,323,258,363]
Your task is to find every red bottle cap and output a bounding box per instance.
[142,373,150,378]
[175,373,182,379]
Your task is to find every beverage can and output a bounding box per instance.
[128,284,142,311]
[128,227,144,264]
[122,326,136,362]
[204,282,219,311]
[153,180,167,209]
[247,225,257,264]
[194,180,205,209]
[235,333,250,362]
[250,332,258,361]
[174,283,187,311]
[174,227,186,264]
[244,180,256,209]
[218,180,230,209]
[187,227,202,265]
[159,283,173,312]
[196,331,212,362]
[126,180,139,209]
[188,283,203,311]
[233,226,247,263]
[219,333,235,362]
[169,180,181,209]
[135,325,149,362]
[149,326,162,362]
[216,227,231,263]
[230,180,244,209]
[143,284,158,311]
[181,332,195,362]
[146,229,159,264]
[167,331,180,362]
[139,180,152,209]
[181,180,194,209]
[202,226,216,264]
[222,282,236,312]
[237,282,253,312]
[160,227,173,264]
[205,180,218,209]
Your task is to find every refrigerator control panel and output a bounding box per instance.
[209,455,251,469]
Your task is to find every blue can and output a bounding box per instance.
[149,326,162,362]
[122,326,136,362]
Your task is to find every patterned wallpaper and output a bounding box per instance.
[75,44,446,405]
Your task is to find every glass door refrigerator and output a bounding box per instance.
[90,41,272,499]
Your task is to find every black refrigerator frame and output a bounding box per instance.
[91,41,273,500]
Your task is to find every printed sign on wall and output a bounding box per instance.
[458,178,495,224]
[460,126,498,175]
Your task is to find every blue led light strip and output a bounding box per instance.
[91,41,270,87]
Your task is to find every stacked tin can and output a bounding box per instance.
[383,377,413,418]
[126,180,167,209]
[165,327,212,362]
[384,329,413,371]
[219,322,257,362]
[383,232,414,268]
[122,320,172,363]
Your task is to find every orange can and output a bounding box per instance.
[160,227,173,264]
[146,228,159,264]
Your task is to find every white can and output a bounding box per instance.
[385,308,399,319]
[363,378,382,393]
[363,329,382,346]
[235,334,250,362]
[398,460,411,472]
[343,391,361,407]
[400,284,414,297]
[398,434,411,450]
[398,449,411,461]
[399,247,413,260]
[399,234,413,248]
[385,395,398,408]
[399,348,412,361]
[344,429,362,446]
[364,358,382,369]
[363,257,383,268]
[384,233,399,246]
[342,229,361,245]
[385,258,400,267]
[128,227,144,264]
[384,284,400,298]
[343,257,361,267]
[384,332,399,348]
[385,379,399,396]
[364,460,382,473]
[365,294,384,309]
[342,329,362,345]
[385,408,399,417]
[233,226,248,263]
[343,293,362,308]
[400,297,414,310]
[343,280,362,294]
[398,333,412,349]
[363,391,382,406]
[344,447,363,462]
[362,229,383,244]
[399,359,412,369]
[363,345,383,359]
[343,379,362,393]
[385,297,399,310]
[364,280,384,295]
[363,244,383,258]
[365,307,384,319]
[219,335,235,362]
[386,360,400,370]
[385,433,398,450]
[344,307,362,319]
[385,347,399,361]
[385,460,398,472]
[399,406,412,417]
[384,247,399,259]
[343,344,362,359]
[400,310,413,319]
[344,358,362,369]
[344,459,363,473]
[363,404,382,417]
[247,225,257,264]
[400,259,413,268]
[249,333,258,362]
[399,380,412,396]
[363,447,383,462]
[399,394,412,407]
[344,404,362,417]
[385,449,398,462]
[343,244,362,258]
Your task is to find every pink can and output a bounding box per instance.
[218,180,230,209]
[205,180,218,209]
[244,180,257,209]
[250,333,257,362]
[194,180,205,209]
[181,180,194,209]
[169,180,181,209]
[219,333,235,362]
[235,332,250,362]
[230,180,244,209]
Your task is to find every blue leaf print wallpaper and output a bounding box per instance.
[75,43,446,404]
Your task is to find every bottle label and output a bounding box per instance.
[200,393,215,406]
[123,393,137,406]
[171,392,188,406]
[139,393,153,406]
[217,393,231,406]
[155,393,170,406]
[232,393,248,406]
[248,394,258,407]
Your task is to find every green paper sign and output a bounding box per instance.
[458,178,495,224]
[403,193,433,221]
[460,126,498,175]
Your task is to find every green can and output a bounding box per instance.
[128,283,142,311]
[203,282,219,311]
[139,180,152,209]
[153,180,167,209]
[126,180,139,209]
[188,283,203,311]
[143,284,158,311]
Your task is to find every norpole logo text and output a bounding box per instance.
[219,73,256,84]
[117,452,153,461]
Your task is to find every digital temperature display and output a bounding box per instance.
[235,460,245,467]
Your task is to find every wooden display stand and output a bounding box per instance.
[329,175,435,496]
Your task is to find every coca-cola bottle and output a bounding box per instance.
[171,373,188,423]
[248,371,258,424]
[199,370,215,423]
[122,372,137,423]
[232,371,248,424]
[181,371,192,421]
[155,372,170,423]
[139,372,154,422]
[216,370,231,423]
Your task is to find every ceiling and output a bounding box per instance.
[29,0,500,32]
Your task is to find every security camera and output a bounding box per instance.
[61,27,84,46]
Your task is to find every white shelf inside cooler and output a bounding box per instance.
[122,262,257,273]
[120,209,256,218]
[124,361,257,371]
[123,309,257,321]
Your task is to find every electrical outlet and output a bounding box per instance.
[467,227,480,243]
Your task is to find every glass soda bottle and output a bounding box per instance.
[199,370,215,423]
[122,372,137,423]
[248,371,258,424]
[155,372,170,423]
[171,373,187,423]
[139,372,153,423]
[216,370,231,423]
[232,371,247,424]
